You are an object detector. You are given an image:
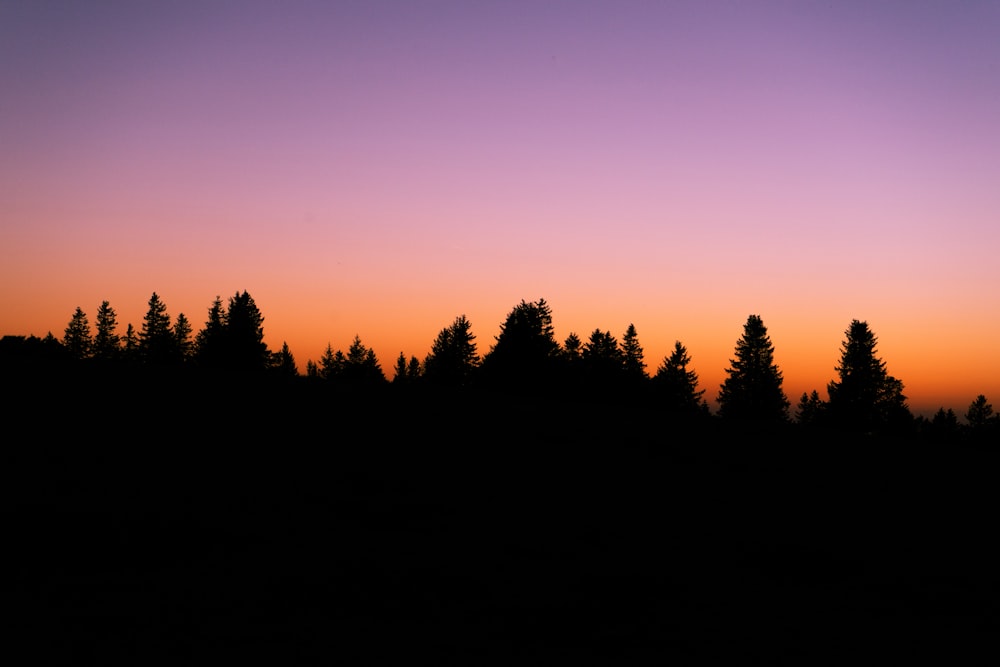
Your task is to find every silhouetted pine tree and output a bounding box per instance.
[653,340,707,417]
[582,328,625,389]
[717,315,789,422]
[345,335,386,387]
[423,315,479,387]
[392,352,422,385]
[174,313,193,362]
[480,299,561,391]
[621,323,646,380]
[796,390,825,427]
[123,323,138,361]
[224,291,270,373]
[966,395,993,429]
[195,296,227,368]
[93,300,120,360]
[63,306,92,359]
[318,344,344,381]
[139,293,176,365]
[826,320,910,432]
[271,341,298,377]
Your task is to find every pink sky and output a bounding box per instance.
[2,1,998,415]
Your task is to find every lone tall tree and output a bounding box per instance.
[826,320,910,431]
[717,314,789,422]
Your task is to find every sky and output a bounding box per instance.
[2,0,998,415]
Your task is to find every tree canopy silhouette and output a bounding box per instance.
[480,299,561,391]
[423,315,479,387]
[63,306,92,360]
[653,340,707,418]
[717,314,789,422]
[826,320,910,432]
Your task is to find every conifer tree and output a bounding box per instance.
[480,298,561,390]
[826,320,910,431]
[424,314,479,387]
[173,313,193,362]
[966,394,994,430]
[621,323,646,379]
[796,390,825,426]
[225,290,269,372]
[123,323,139,361]
[717,315,789,422]
[195,296,227,368]
[653,340,707,416]
[63,306,92,359]
[93,300,120,360]
[271,341,298,377]
[139,292,175,364]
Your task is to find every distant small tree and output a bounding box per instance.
[717,315,789,422]
[966,395,994,430]
[423,315,479,387]
[139,292,176,365]
[582,328,625,388]
[271,341,298,377]
[796,390,825,427]
[345,335,386,386]
[392,352,422,385]
[173,313,193,362]
[306,359,319,379]
[826,320,910,432]
[621,323,646,380]
[318,343,344,381]
[563,332,582,362]
[63,306,92,359]
[480,298,561,390]
[195,296,227,368]
[653,341,707,417]
[93,300,120,360]
[927,407,961,443]
[407,355,422,380]
[123,323,139,361]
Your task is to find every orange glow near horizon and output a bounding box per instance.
[2,3,998,418]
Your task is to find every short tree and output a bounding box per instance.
[717,315,789,422]
[966,395,994,430]
[653,340,707,417]
[796,390,825,427]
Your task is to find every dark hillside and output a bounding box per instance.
[5,368,999,662]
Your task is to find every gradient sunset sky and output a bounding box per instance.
[2,1,998,415]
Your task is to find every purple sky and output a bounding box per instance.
[2,1,999,414]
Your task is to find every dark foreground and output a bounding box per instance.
[5,376,999,662]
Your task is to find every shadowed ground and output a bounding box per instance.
[6,376,998,662]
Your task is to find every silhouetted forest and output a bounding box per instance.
[4,291,999,660]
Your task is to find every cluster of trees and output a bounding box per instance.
[3,292,997,440]
[15,291,297,376]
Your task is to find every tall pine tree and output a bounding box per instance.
[717,315,789,422]
[826,320,910,431]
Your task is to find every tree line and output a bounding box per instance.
[2,291,997,441]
